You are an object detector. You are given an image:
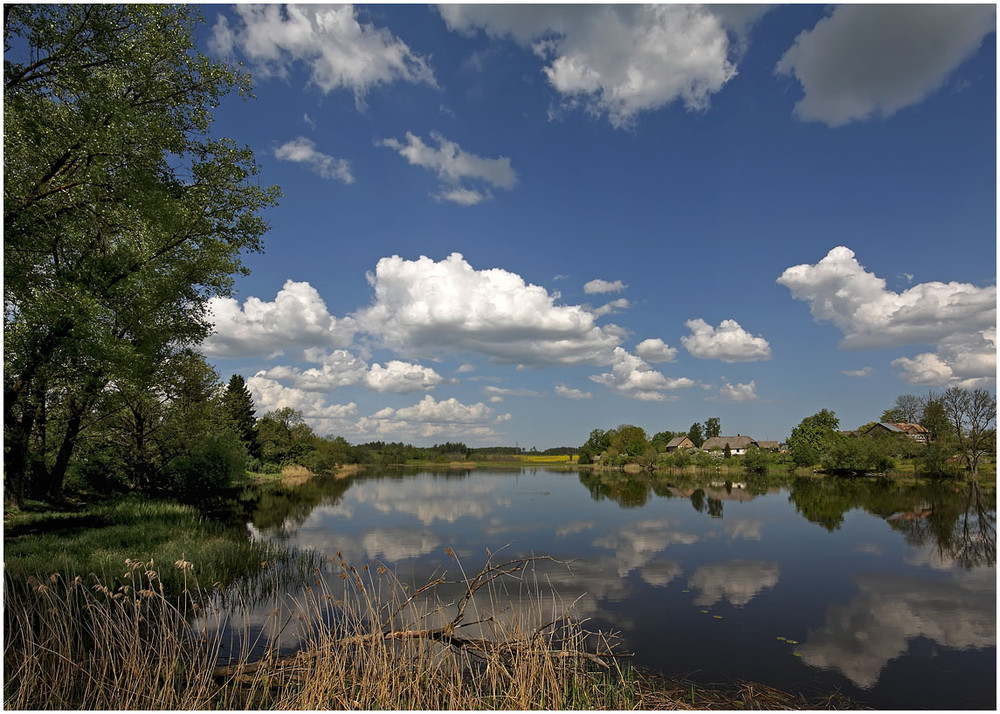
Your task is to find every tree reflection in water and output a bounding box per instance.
[578,470,995,568]
[887,481,996,569]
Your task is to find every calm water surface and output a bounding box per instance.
[244,468,996,709]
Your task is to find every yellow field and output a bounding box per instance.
[515,454,576,463]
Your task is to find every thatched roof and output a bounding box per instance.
[702,435,757,451]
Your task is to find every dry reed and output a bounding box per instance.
[4,550,860,710]
[4,550,634,710]
[278,464,314,487]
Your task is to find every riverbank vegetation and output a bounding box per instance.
[3,490,317,599]
[575,389,995,480]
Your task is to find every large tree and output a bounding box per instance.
[703,417,721,439]
[4,5,279,504]
[257,407,316,466]
[940,388,996,479]
[787,409,840,468]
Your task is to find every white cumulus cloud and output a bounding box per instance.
[715,380,759,403]
[592,298,630,317]
[275,137,353,184]
[440,4,755,128]
[355,253,622,366]
[259,350,444,395]
[590,347,695,401]
[635,338,678,363]
[584,278,626,294]
[203,280,355,358]
[681,318,772,362]
[354,395,508,440]
[776,5,995,126]
[210,4,435,106]
[843,367,874,378]
[247,373,358,421]
[261,349,368,391]
[778,246,996,386]
[364,360,446,394]
[892,328,996,389]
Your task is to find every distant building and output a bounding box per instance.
[755,440,780,451]
[864,422,931,445]
[701,435,758,455]
[664,435,695,452]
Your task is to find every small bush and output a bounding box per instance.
[743,447,770,476]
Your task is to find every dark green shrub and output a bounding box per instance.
[162,432,246,501]
[919,443,958,477]
[671,449,692,468]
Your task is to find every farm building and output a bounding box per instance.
[863,422,932,445]
[701,435,758,455]
[664,435,696,452]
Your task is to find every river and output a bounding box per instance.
[234,467,996,709]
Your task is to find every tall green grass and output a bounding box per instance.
[4,496,313,597]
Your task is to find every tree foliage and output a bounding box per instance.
[919,396,950,443]
[578,428,611,464]
[787,409,839,468]
[650,430,680,452]
[257,408,316,467]
[4,5,279,505]
[820,432,897,475]
[687,422,704,448]
[703,417,721,439]
[742,446,770,475]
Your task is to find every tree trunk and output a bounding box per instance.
[3,380,41,508]
[44,398,87,502]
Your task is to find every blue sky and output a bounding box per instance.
[195,4,997,447]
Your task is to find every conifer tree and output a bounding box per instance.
[223,375,261,459]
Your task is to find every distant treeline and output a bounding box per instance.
[230,402,580,473]
[260,432,578,470]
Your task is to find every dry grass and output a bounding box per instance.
[4,550,861,710]
[333,463,361,479]
[4,551,636,710]
[278,464,315,487]
[4,561,223,709]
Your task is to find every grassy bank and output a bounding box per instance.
[3,481,317,598]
